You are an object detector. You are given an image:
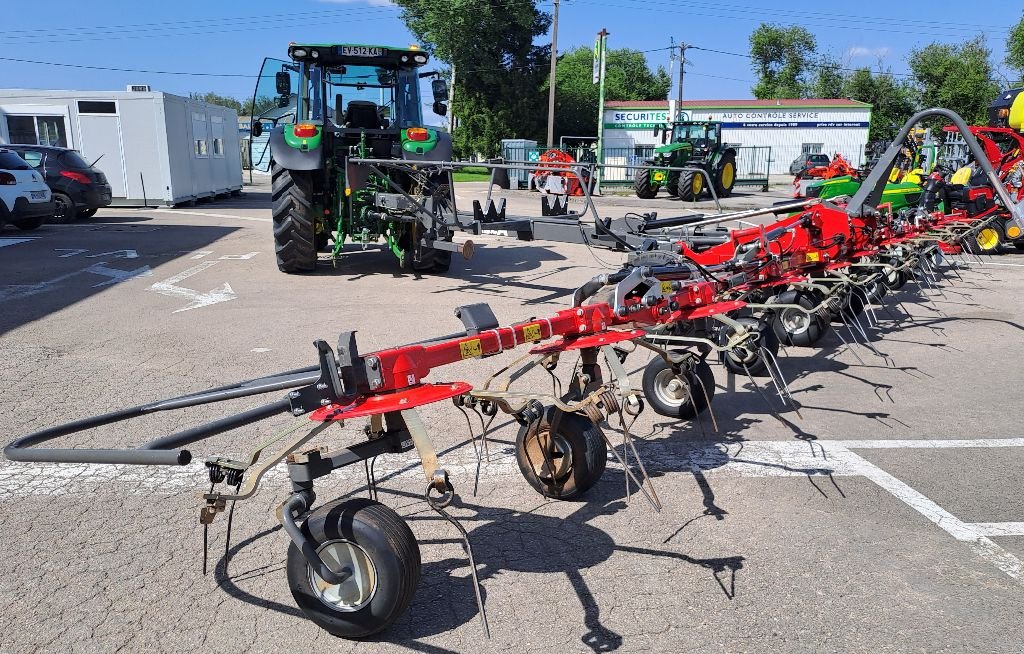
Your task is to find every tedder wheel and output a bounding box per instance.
[515,405,607,499]
[642,354,716,419]
[719,315,779,377]
[882,264,908,291]
[771,290,829,347]
[633,168,659,199]
[50,192,77,224]
[78,208,98,219]
[968,224,1003,254]
[714,152,737,198]
[676,169,705,201]
[287,497,421,639]
[272,161,318,273]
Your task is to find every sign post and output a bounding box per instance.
[594,28,609,193]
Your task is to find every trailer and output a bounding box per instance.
[0,88,243,206]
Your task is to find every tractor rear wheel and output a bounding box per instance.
[677,169,705,201]
[272,162,318,273]
[714,153,737,198]
[633,168,659,199]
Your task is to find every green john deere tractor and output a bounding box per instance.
[251,43,457,273]
[633,121,737,201]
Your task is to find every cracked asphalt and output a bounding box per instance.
[2,176,1024,653]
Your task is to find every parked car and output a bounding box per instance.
[0,149,53,231]
[4,145,112,223]
[789,153,831,176]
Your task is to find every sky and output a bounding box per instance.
[1,0,1020,106]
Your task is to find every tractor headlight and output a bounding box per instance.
[292,48,307,57]
[311,49,320,59]
[413,54,427,64]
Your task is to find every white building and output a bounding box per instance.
[0,88,243,206]
[603,99,872,175]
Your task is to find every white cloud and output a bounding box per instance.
[847,46,891,59]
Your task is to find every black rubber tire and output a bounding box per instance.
[287,498,420,639]
[771,290,829,347]
[272,162,318,273]
[719,315,780,377]
[49,192,77,224]
[665,172,679,197]
[13,215,45,230]
[967,224,1003,254]
[515,406,607,499]
[412,247,451,273]
[714,153,737,198]
[78,208,98,219]
[676,169,705,201]
[642,354,716,419]
[633,168,658,199]
[315,228,330,251]
[1014,242,1024,251]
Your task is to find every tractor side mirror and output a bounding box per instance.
[250,121,263,138]
[432,101,448,117]
[275,71,292,95]
[431,79,449,103]
[277,94,290,109]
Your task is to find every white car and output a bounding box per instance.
[0,148,54,231]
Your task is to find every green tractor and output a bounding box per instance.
[251,43,458,273]
[633,121,737,201]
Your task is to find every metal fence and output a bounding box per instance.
[498,142,771,191]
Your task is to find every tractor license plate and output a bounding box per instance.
[340,46,386,57]
[29,191,46,200]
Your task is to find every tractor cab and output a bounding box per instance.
[658,121,722,158]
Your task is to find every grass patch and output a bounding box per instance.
[452,166,492,182]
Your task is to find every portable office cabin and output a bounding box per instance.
[0,89,243,206]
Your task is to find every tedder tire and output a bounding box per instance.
[714,153,737,198]
[287,498,420,639]
[642,354,716,419]
[411,245,452,273]
[50,192,77,224]
[676,169,705,201]
[771,290,829,347]
[515,406,607,499]
[272,162,318,273]
[719,315,779,377]
[633,168,659,199]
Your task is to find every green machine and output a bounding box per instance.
[805,175,924,212]
[633,121,737,201]
[251,43,457,273]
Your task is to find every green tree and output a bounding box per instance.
[393,0,551,156]
[190,91,243,113]
[749,24,818,99]
[241,96,280,118]
[808,55,845,99]
[908,37,999,124]
[843,68,916,141]
[1006,16,1024,84]
[552,46,671,139]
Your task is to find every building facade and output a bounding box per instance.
[603,99,871,175]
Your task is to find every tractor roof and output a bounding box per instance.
[287,43,430,69]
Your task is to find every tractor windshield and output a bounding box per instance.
[297,63,422,129]
[672,123,717,143]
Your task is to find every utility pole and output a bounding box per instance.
[676,42,688,121]
[595,28,609,193]
[546,0,560,147]
[448,63,456,135]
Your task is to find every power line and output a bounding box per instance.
[689,45,918,79]
[0,56,251,78]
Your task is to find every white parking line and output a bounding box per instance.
[966,522,1024,537]
[152,208,271,223]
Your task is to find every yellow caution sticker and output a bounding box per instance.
[805,252,820,262]
[523,324,542,342]
[459,339,483,359]
[661,281,674,295]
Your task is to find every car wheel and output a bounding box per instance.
[78,208,98,219]
[50,192,77,224]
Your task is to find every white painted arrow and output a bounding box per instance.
[54,248,88,257]
[85,262,153,287]
[148,261,237,313]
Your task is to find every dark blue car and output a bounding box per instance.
[4,145,112,223]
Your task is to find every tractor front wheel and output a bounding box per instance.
[633,168,659,199]
[677,169,705,201]
[714,153,737,198]
[272,162,318,273]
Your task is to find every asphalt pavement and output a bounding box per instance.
[1,175,1023,653]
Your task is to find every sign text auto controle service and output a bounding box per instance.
[718,111,868,129]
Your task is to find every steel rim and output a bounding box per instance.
[780,309,810,335]
[653,368,692,407]
[523,430,573,481]
[722,162,735,188]
[309,539,378,612]
[977,228,999,251]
